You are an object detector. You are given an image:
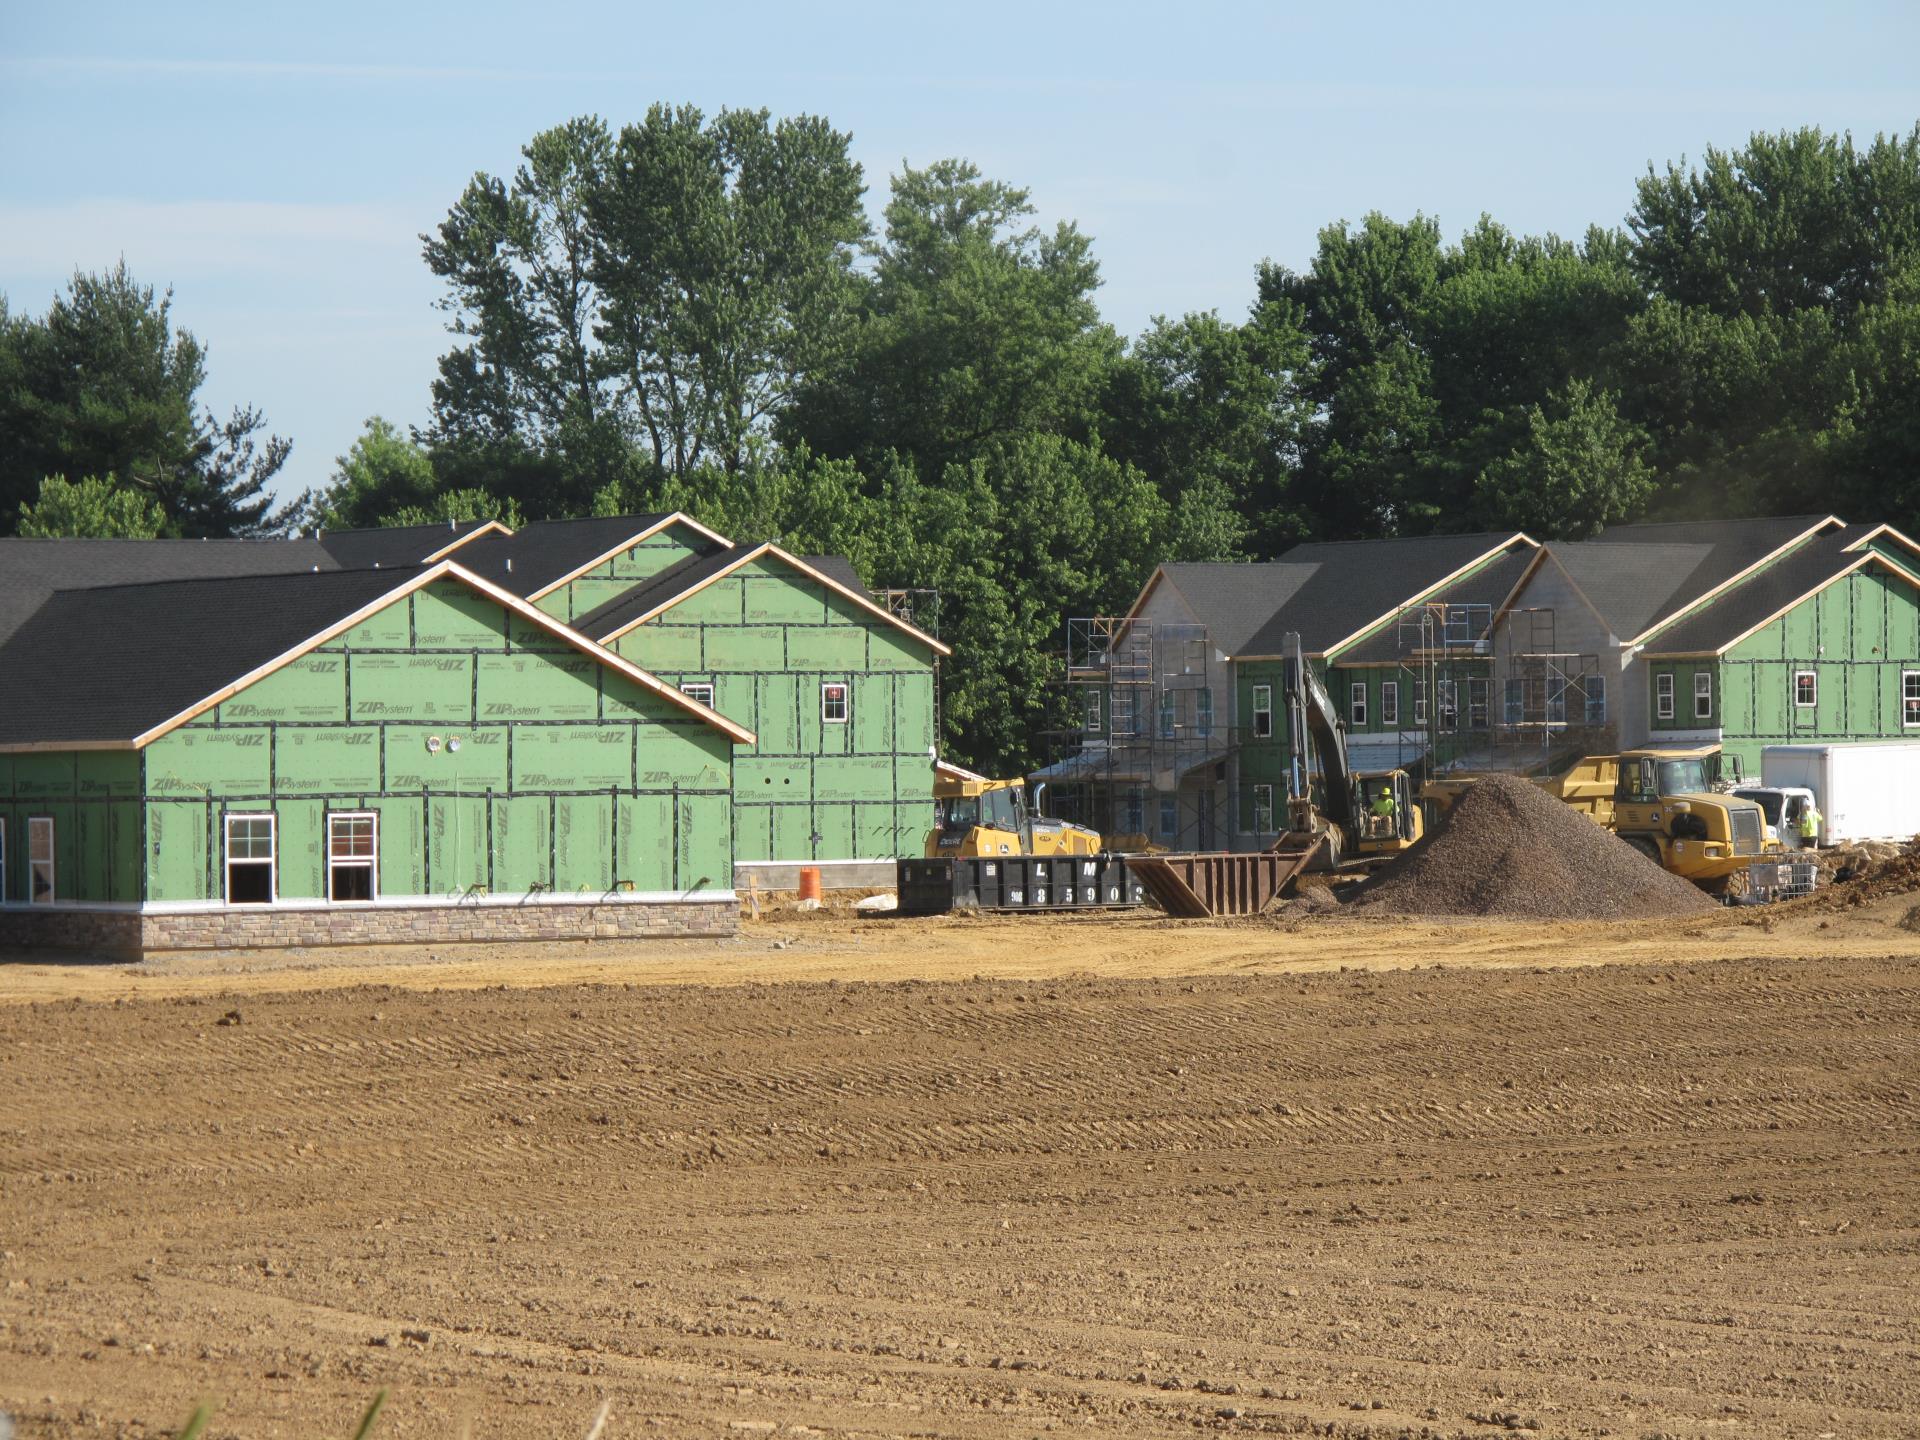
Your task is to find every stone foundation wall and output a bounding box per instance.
[0,898,736,958]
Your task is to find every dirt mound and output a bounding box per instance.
[1349,773,1715,920]
[1777,846,1920,917]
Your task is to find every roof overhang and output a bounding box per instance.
[594,542,950,657]
[1642,550,1920,659]
[526,512,735,601]
[421,518,513,562]
[0,559,759,754]
[1628,515,1844,646]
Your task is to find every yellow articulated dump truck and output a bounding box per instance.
[924,772,1103,858]
[1427,745,1776,892]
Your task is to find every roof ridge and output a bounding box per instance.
[1285,530,1520,550]
[45,562,427,599]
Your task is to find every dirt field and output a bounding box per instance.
[4,903,1919,1438]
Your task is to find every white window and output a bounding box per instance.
[27,816,53,905]
[1159,796,1177,837]
[1252,784,1275,834]
[1349,681,1368,728]
[1469,677,1490,729]
[1196,688,1213,738]
[1794,670,1817,709]
[224,813,276,905]
[1585,675,1607,725]
[1085,690,1102,734]
[1413,681,1427,725]
[1380,681,1398,727]
[1437,679,1458,731]
[1694,671,1713,722]
[821,681,849,725]
[1905,671,1920,728]
[1656,672,1675,721]
[1252,684,1273,739]
[327,812,378,904]
[680,681,715,707]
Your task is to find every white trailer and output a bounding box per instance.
[1760,742,1920,845]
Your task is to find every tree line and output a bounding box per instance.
[4,115,1918,772]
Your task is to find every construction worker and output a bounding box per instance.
[1370,784,1397,837]
[1797,799,1822,850]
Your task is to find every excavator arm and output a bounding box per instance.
[1282,633,1353,827]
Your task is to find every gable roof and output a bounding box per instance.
[582,542,950,656]
[1570,514,1841,643]
[448,512,729,599]
[0,560,756,751]
[1141,564,1319,657]
[1642,524,1920,656]
[1336,546,1536,663]
[315,518,501,569]
[1243,532,1536,659]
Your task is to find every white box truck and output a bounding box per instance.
[1759,742,1920,845]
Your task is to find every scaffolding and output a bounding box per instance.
[1388,601,1610,778]
[1041,616,1238,847]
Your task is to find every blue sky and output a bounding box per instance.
[4,1,1917,505]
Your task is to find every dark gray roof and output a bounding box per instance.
[1338,547,1534,663]
[0,566,423,745]
[1245,532,1533,658]
[1643,525,1887,653]
[1149,563,1318,656]
[450,514,674,597]
[0,536,336,649]
[1554,514,1836,640]
[575,546,873,640]
[315,519,493,569]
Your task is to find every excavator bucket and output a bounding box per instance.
[1126,834,1325,918]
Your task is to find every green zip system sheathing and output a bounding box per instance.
[0,579,733,906]
[535,522,711,624]
[1648,567,1920,776]
[608,554,938,864]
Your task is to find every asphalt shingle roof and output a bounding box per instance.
[450,514,674,597]
[1243,533,1531,658]
[1338,547,1535,663]
[575,545,874,640]
[1561,514,1836,640]
[315,519,493,569]
[1642,524,1895,654]
[0,566,424,745]
[1149,563,1319,657]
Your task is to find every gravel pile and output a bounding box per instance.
[1349,773,1715,920]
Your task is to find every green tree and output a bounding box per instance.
[15,474,164,538]
[782,159,1119,479]
[307,417,440,531]
[1473,380,1656,538]
[0,263,298,535]
[384,487,525,530]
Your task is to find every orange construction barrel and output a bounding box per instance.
[797,866,823,902]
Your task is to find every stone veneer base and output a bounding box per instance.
[0,899,737,958]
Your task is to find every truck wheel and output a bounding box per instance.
[1623,836,1664,867]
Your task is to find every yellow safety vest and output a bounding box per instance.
[1798,807,1820,838]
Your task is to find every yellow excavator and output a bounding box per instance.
[1280,634,1424,869]
[925,771,1102,858]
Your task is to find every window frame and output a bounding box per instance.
[1413,680,1427,725]
[1793,669,1817,710]
[1437,679,1458,732]
[1905,671,1920,729]
[1123,787,1145,834]
[1085,689,1102,735]
[1468,677,1490,729]
[223,812,277,906]
[27,815,54,906]
[1195,687,1213,739]
[679,681,715,708]
[1349,681,1367,728]
[0,815,6,904]
[326,810,379,905]
[1251,783,1275,834]
[1158,689,1176,740]
[1656,672,1675,721]
[1585,674,1607,725]
[820,681,850,725]
[1251,684,1272,739]
[1693,670,1713,722]
[1380,680,1398,728]
[1158,795,1178,838]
